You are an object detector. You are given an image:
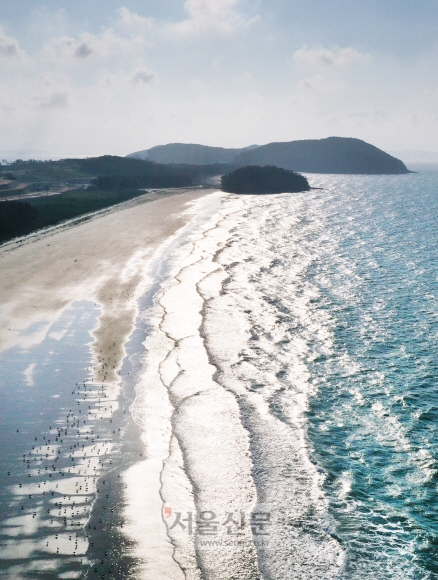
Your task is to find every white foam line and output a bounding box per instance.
[194,195,344,579]
[120,194,225,579]
[121,194,261,579]
[122,190,345,579]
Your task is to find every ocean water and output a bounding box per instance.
[129,168,438,579]
[1,168,438,579]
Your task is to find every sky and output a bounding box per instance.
[1,0,438,159]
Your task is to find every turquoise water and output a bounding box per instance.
[173,168,438,578]
[303,168,438,577]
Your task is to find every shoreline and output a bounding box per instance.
[0,187,204,250]
[0,187,216,381]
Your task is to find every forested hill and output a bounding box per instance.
[221,166,310,194]
[0,155,226,192]
[0,155,218,244]
[127,144,259,165]
[233,137,410,174]
[127,138,410,174]
[80,155,197,188]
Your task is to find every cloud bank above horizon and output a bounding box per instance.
[1,0,437,159]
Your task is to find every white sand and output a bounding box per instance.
[0,188,214,382]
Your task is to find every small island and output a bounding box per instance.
[221,165,310,194]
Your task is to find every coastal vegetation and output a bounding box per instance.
[221,165,310,194]
[0,201,38,241]
[0,155,204,243]
[0,155,230,197]
[0,155,233,244]
[82,155,193,188]
[0,188,149,243]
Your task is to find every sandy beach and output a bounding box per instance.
[0,186,222,579]
[0,188,214,383]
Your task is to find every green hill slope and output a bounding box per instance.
[127,143,259,165]
[233,137,410,174]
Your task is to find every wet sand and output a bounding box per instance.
[0,188,214,383]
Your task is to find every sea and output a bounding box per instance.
[0,166,437,579]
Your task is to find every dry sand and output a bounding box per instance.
[0,188,215,382]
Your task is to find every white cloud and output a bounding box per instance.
[94,67,157,90]
[116,3,259,38]
[131,68,157,85]
[293,46,368,69]
[293,47,369,96]
[0,27,26,59]
[171,0,260,35]
[43,29,145,62]
[117,7,155,31]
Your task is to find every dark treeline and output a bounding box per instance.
[0,159,52,169]
[221,165,310,194]
[84,155,192,188]
[0,189,147,244]
[0,201,38,241]
[93,174,192,189]
[88,157,232,189]
[1,155,231,189]
[172,162,234,179]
